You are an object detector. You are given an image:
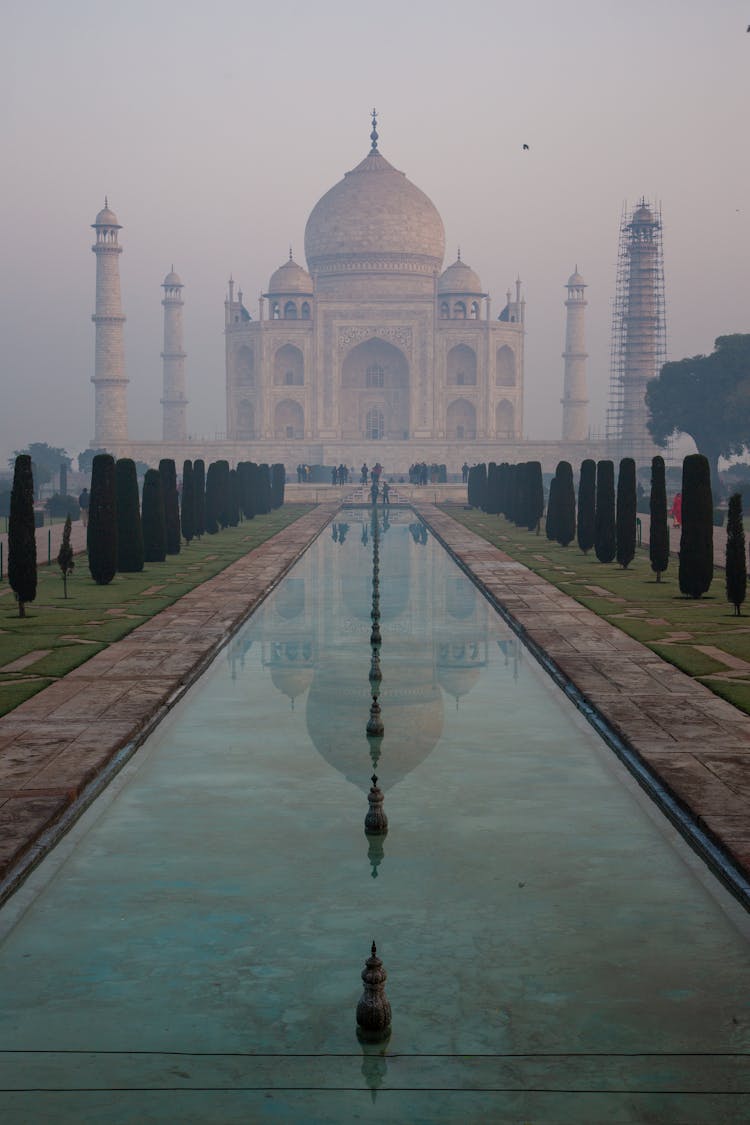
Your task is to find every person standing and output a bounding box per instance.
[382,481,390,506]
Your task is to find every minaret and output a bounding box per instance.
[561,267,589,441]
[161,267,188,442]
[91,200,128,445]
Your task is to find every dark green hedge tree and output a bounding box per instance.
[142,469,167,562]
[649,455,669,582]
[193,459,205,538]
[527,461,544,533]
[115,458,144,573]
[679,453,714,598]
[545,476,558,541]
[181,461,195,545]
[88,453,118,585]
[204,462,220,534]
[594,460,616,564]
[159,459,181,554]
[258,464,272,515]
[554,461,576,546]
[271,463,286,509]
[577,459,596,554]
[8,454,37,616]
[616,457,637,568]
[725,492,746,615]
[227,468,240,527]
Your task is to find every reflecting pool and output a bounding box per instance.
[0,511,748,1123]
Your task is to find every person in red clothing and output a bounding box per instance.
[670,491,682,528]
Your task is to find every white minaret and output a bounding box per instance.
[91,200,128,444]
[161,267,188,441]
[561,266,589,442]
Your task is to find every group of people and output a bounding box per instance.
[408,462,439,486]
[360,462,384,486]
[330,464,351,486]
[296,464,313,483]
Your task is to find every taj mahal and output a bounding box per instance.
[90,115,614,474]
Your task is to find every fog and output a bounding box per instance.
[2,0,748,467]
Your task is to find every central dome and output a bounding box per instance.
[304,149,445,278]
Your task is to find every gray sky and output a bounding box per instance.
[1,0,748,468]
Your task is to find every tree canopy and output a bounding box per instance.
[11,442,71,498]
[646,334,750,494]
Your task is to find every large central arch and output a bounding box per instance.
[340,338,410,440]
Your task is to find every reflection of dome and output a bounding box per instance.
[267,256,313,295]
[438,257,484,295]
[93,201,120,227]
[270,666,313,703]
[306,650,444,791]
[437,666,482,705]
[304,150,445,276]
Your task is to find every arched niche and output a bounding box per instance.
[447,344,477,386]
[284,301,298,320]
[446,398,476,440]
[340,337,410,440]
[274,344,304,386]
[236,399,254,439]
[496,399,515,437]
[274,399,304,439]
[236,345,255,386]
[496,345,516,387]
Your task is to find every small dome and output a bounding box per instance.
[267,257,313,295]
[93,203,120,227]
[438,257,484,295]
[633,202,654,223]
[567,268,585,287]
[163,268,182,287]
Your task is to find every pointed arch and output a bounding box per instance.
[274,343,304,386]
[236,345,255,385]
[496,399,515,437]
[236,399,255,439]
[274,399,304,439]
[446,398,476,440]
[447,344,477,386]
[496,345,516,387]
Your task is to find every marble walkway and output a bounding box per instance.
[2,498,750,912]
[415,503,750,907]
[0,503,337,902]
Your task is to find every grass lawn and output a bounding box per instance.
[0,505,314,717]
[442,504,750,716]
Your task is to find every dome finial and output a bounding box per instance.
[457,247,461,262]
[370,107,379,153]
[289,246,293,261]
[104,195,108,209]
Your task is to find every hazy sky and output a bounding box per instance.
[2,0,748,468]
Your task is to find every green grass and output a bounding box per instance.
[442,504,750,715]
[0,506,314,717]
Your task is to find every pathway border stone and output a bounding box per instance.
[416,503,750,910]
[0,504,336,904]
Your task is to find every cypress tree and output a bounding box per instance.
[527,461,544,533]
[577,459,596,554]
[616,457,637,568]
[142,469,167,562]
[204,462,220,534]
[679,454,714,599]
[193,459,206,538]
[545,476,558,541]
[88,453,118,585]
[649,455,670,582]
[512,462,526,526]
[271,463,286,509]
[726,493,747,616]
[181,460,195,544]
[497,463,509,518]
[8,454,37,616]
[258,464,272,514]
[159,458,181,554]
[214,460,231,527]
[57,513,74,598]
[115,458,144,573]
[227,468,240,527]
[594,460,616,564]
[241,462,256,520]
[248,462,261,518]
[555,461,576,546]
[506,464,517,522]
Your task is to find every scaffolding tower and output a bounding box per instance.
[607,199,667,467]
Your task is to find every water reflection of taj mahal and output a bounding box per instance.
[228,517,521,792]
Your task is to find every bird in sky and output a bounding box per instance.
[522,143,530,150]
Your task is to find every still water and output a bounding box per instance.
[0,511,748,1123]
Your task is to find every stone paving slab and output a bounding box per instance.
[0,504,335,900]
[416,503,750,899]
